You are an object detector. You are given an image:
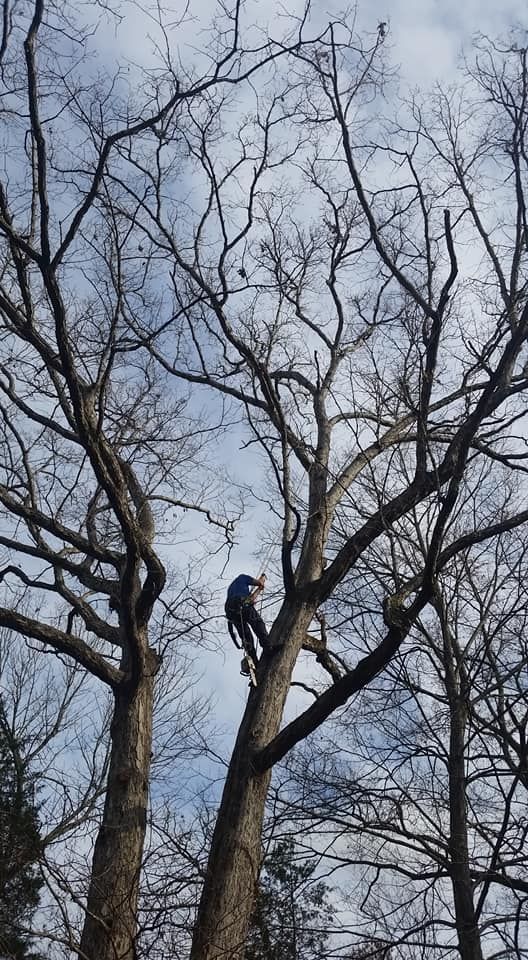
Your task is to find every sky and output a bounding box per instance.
[93,0,528,90]
[11,0,522,783]
[376,0,526,86]
[3,0,528,949]
[84,0,528,741]
[0,0,519,749]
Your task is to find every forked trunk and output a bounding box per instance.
[78,649,157,960]
[190,603,315,960]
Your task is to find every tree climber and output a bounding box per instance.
[225,573,269,679]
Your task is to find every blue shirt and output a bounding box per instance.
[227,574,259,600]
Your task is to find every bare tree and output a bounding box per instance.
[0,618,214,960]
[273,467,528,959]
[0,0,300,954]
[99,23,528,959]
[5,2,528,957]
[0,628,110,957]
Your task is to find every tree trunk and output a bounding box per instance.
[190,602,315,960]
[447,672,483,960]
[78,646,158,960]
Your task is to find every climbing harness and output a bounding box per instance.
[225,575,268,688]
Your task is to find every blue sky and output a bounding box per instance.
[3,0,527,947]
[114,0,528,734]
[79,0,528,745]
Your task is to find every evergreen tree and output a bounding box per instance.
[0,704,44,960]
[246,839,335,960]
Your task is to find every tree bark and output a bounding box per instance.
[78,645,158,960]
[448,696,483,960]
[443,632,483,960]
[190,601,316,960]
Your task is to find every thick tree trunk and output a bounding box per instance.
[190,601,315,960]
[447,676,483,960]
[78,646,158,960]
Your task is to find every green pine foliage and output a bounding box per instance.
[0,705,44,960]
[246,839,335,960]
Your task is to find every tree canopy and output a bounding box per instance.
[1,1,528,958]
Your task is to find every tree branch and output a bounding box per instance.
[0,608,122,687]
